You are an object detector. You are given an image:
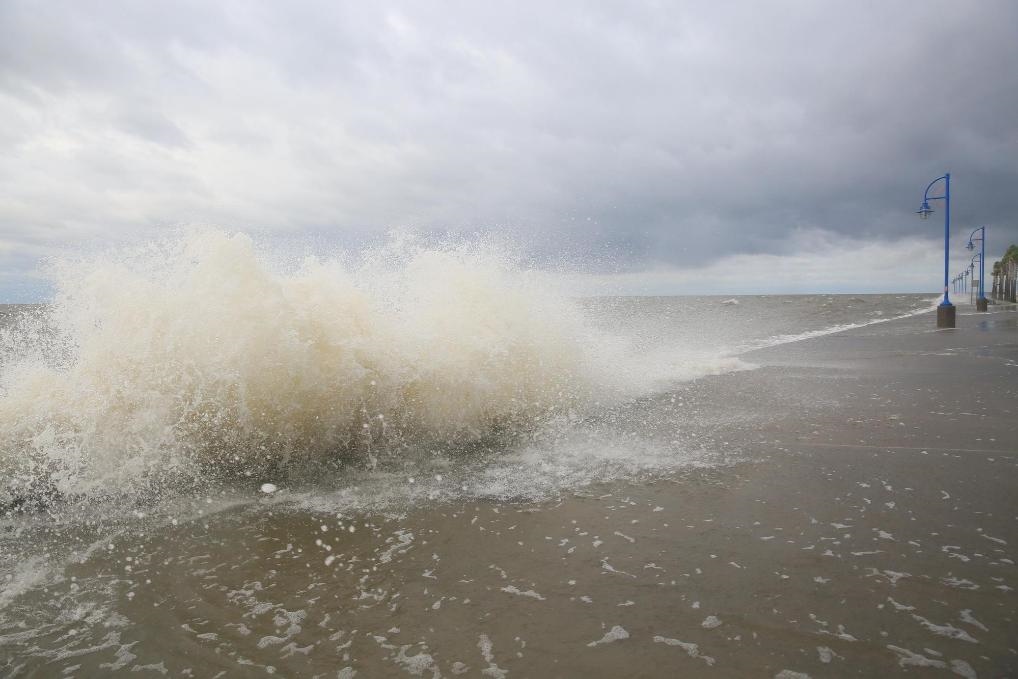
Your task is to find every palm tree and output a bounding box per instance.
[990,245,1018,301]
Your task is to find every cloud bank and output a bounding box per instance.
[1,1,1016,299]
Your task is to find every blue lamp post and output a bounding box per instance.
[969,255,979,303]
[917,172,954,327]
[966,226,987,311]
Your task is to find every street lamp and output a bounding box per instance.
[969,255,980,304]
[966,226,987,311]
[917,172,954,328]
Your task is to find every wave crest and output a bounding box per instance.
[1,232,621,501]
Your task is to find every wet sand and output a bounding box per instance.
[3,304,1017,677]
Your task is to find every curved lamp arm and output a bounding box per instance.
[924,175,948,202]
[917,174,949,217]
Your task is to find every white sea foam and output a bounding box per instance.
[653,636,715,665]
[587,625,629,646]
[886,645,947,669]
[0,231,656,501]
[0,556,50,611]
[731,296,941,355]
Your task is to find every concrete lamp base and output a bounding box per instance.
[976,298,988,312]
[937,304,956,328]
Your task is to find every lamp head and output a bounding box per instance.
[916,201,933,220]
[966,241,974,251]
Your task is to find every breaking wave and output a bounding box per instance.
[1,231,648,504]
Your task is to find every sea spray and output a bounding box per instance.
[0,235,934,510]
[0,231,631,503]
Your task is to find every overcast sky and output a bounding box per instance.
[2,1,1016,299]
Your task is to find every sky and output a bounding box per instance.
[1,0,1017,300]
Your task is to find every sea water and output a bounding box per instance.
[0,232,937,674]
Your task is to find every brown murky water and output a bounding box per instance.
[3,301,1017,677]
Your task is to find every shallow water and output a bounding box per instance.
[1,235,948,675]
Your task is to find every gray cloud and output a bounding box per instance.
[1,0,1016,294]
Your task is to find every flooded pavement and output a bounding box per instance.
[3,306,1017,677]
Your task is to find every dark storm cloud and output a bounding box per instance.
[1,0,1016,290]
